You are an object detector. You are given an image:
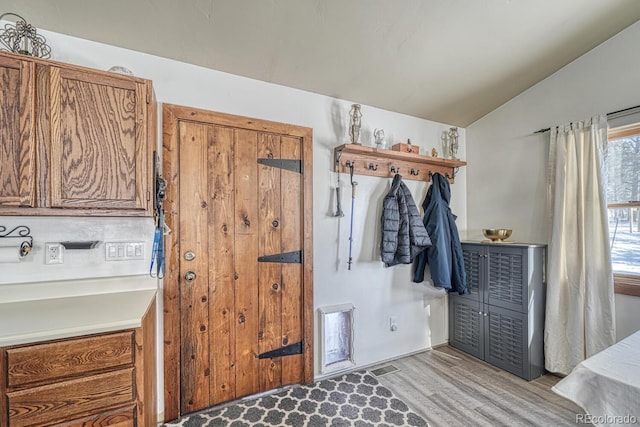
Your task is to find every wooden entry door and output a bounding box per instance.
[162,104,313,420]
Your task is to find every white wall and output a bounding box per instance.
[466,21,640,338]
[6,27,468,417]
[0,217,155,286]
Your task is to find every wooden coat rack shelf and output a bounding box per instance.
[334,144,466,182]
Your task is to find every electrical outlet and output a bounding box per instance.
[45,243,63,264]
[390,316,398,332]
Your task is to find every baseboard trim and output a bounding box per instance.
[314,343,445,382]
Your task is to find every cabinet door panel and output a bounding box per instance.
[486,246,528,312]
[484,305,527,379]
[449,297,483,359]
[49,67,148,211]
[460,244,482,302]
[0,56,35,207]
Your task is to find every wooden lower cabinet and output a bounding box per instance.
[1,299,156,427]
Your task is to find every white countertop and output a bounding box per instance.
[0,288,156,346]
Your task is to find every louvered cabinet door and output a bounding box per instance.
[449,297,484,360]
[453,242,546,381]
[485,246,528,312]
[460,244,483,302]
[484,305,528,379]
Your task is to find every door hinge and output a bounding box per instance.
[258,250,303,264]
[258,341,304,359]
[258,158,303,174]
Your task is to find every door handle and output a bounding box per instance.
[184,271,196,282]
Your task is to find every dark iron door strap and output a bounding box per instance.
[258,158,303,173]
[258,341,304,359]
[258,250,303,263]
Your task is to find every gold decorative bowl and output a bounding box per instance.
[482,228,512,242]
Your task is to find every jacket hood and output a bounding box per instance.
[423,172,451,208]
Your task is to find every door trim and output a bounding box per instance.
[161,103,314,421]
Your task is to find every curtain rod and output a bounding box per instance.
[533,104,640,134]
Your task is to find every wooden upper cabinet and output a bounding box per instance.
[47,66,150,212]
[0,55,36,207]
[0,50,154,217]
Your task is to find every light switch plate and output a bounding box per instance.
[105,242,145,261]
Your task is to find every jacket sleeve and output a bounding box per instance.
[380,194,400,266]
[402,182,431,259]
[448,211,468,294]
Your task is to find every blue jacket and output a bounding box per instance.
[413,173,467,294]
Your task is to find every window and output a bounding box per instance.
[606,122,640,296]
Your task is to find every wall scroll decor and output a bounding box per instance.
[0,13,51,58]
[0,225,33,257]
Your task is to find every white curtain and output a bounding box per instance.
[544,115,616,375]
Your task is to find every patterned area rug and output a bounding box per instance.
[164,370,429,427]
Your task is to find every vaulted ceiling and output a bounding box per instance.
[2,1,640,126]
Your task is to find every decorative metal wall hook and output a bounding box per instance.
[368,163,378,171]
[0,225,33,257]
[410,168,420,176]
[444,167,459,180]
[390,165,400,174]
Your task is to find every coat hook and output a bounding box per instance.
[428,171,433,178]
[345,160,358,187]
[410,168,420,176]
[368,163,378,171]
[390,165,400,174]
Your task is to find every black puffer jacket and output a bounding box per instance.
[381,174,431,266]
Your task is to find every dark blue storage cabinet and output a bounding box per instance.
[449,242,546,380]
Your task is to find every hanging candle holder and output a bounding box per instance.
[348,104,362,145]
[448,127,459,160]
[441,132,450,159]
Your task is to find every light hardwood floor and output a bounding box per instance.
[372,345,587,427]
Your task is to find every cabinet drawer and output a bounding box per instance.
[7,368,135,427]
[66,405,135,427]
[6,331,134,388]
